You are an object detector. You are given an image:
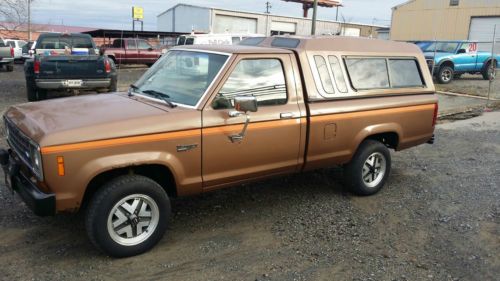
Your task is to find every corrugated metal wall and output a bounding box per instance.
[157,4,381,37]
[391,0,500,41]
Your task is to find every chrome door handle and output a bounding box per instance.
[280,112,295,119]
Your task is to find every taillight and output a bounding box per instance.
[10,47,14,57]
[104,59,111,73]
[34,60,40,74]
[432,103,438,127]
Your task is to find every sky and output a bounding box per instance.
[31,0,404,30]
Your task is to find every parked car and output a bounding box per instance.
[21,41,36,62]
[24,33,117,101]
[1,36,437,257]
[422,41,499,84]
[4,39,27,61]
[177,33,263,46]
[0,38,14,72]
[103,38,162,66]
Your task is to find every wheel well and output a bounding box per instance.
[107,55,116,64]
[365,132,399,150]
[439,60,454,70]
[81,164,177,210]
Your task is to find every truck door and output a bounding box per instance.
[137,39,157,65]
[126,39,139,64]
[456,42,478,72]
[201,54,303,189]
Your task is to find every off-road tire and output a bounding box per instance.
[26,80,47,101]
[482,61,496,81]
[85,175,171,258]
[6,64,14,72]
[436,65,454,84]
[343,140,391,196]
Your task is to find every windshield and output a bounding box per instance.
[423,42,460,53]
[133,50,229,107]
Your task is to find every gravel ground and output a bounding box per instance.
[435,74,500,100]
[0,64,499,281]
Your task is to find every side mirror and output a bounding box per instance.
[148,47,153,51]
[228,96,258,143]
[457,49,466,54]
[234,96,258,113]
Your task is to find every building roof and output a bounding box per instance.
[0,22,94,33]
[157,3,388,28]
[392,0,416,10]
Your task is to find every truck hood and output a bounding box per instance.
[5,93,200,147]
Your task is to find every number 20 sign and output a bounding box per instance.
[468,42,478,53]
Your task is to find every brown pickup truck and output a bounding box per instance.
[103,38,163,66]
[1,36,437,257]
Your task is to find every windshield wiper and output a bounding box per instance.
[141,90,177,108]
[128,84,140,96]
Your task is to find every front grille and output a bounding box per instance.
[4,118,39,178]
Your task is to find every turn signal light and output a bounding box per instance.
[10,47,14,57]
[104,59,111,73]
[57,156,65,176]
[34,60,40,74]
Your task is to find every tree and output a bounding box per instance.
[0,0,30,38]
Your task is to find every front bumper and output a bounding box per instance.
[36,78,111,90]
[0,149,55,216]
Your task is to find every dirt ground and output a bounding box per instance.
[435,74,500,100]
[0,64,499,281]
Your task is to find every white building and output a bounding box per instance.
[157,4,386,38]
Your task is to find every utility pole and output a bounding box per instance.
[28,0,32,41]
[336,6,339,21]
[265,1,272,14]
[311,0,318,35]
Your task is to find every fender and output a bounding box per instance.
[436,58,454,69]
[350,122,403,159]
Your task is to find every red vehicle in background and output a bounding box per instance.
[103,38,162,67]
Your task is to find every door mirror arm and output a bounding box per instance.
[227,96,258,143]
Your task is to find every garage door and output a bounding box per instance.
[214,15,257,33]
[271,21,297,34]
[469,17,500,52]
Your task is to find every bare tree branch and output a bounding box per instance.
[0,0,29,33]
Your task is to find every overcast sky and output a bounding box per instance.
[31,0,403,30]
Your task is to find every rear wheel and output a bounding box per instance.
[437,65,454,84]
[6,63,13,72]
[85,175,171,258]
[108,76,117,92]
[26,80,47,101]
[343,140,391,196]
[482,61,496,80]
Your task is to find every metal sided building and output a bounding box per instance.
[390,0,500,42]
[157,4,386,38]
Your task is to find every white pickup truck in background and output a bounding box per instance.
[0,38,14,72]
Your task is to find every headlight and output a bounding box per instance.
[29,143,43,180]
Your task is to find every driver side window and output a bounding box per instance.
[212,58,287,109]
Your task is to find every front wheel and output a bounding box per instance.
[436,66,454,84]
[343,140,391,196]
[85,175,171,258]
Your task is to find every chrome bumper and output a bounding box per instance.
[36,78,111,89]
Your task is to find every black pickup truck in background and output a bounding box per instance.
[24,33,117,101]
